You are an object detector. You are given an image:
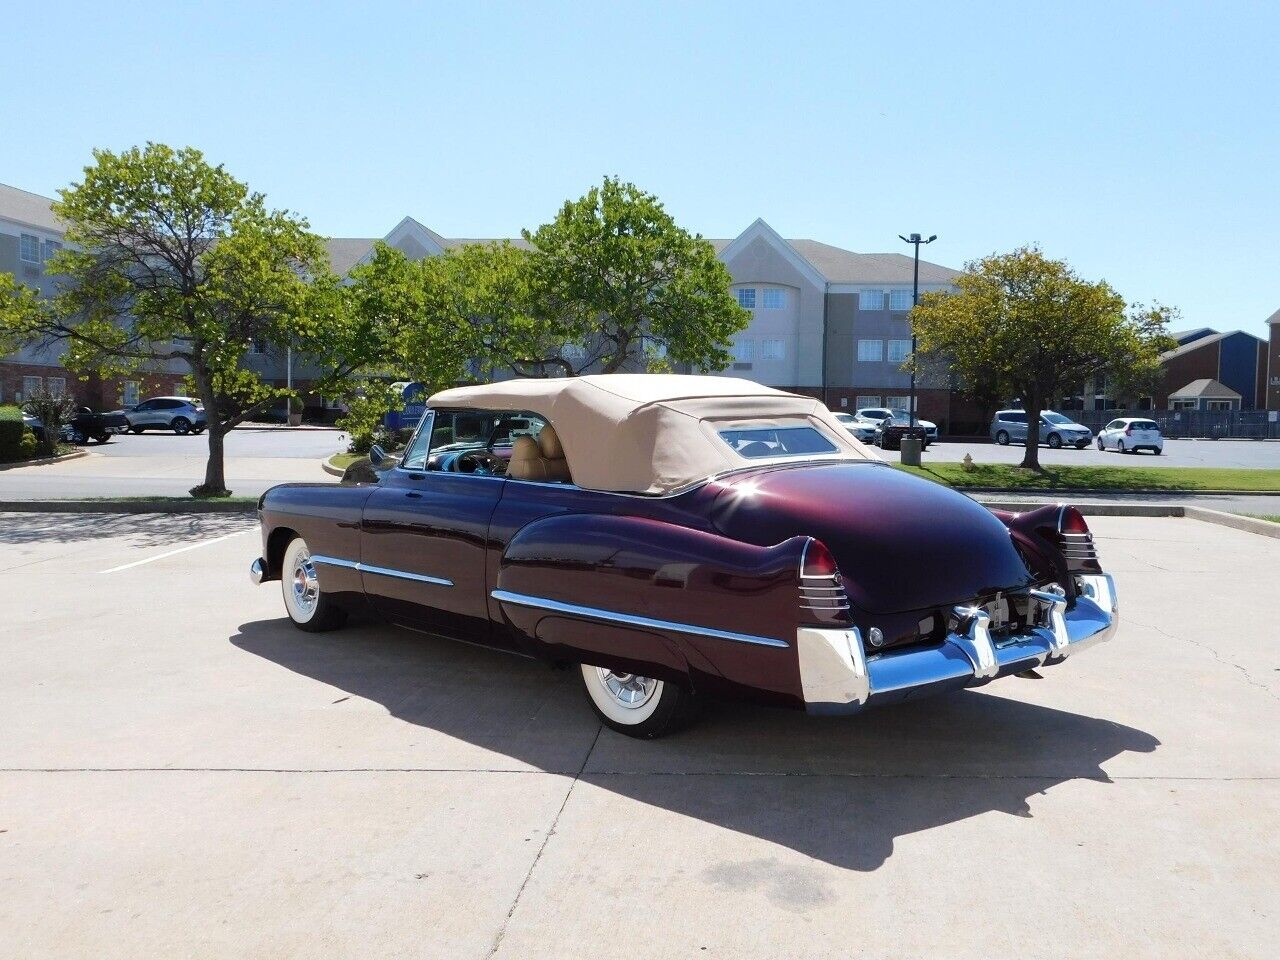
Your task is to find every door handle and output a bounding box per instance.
[405,492,422,499]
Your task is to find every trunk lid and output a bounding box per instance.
[709,462,1034,614]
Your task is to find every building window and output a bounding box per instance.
[858,289,884,310]
[122,381,139,407]
[732,338,755,362]
[21,376,42,400]
[886,395,913,411]
[561,342,586,360]
[43,239,62,261]
[889,289,914,311]
[857,339,884,362]
[762,288,786,310]
[20,234,41,263]
[855,395,882,409]
[760,338,785,360]
[250,338,267,355]
[47,377,66,397]
[1205,399,1233,411]
[735,287,757,309]
[886,339,912,363]
[1171,399,1197,410]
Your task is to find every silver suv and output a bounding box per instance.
[125,396,207,435]
[990,409,1091,449]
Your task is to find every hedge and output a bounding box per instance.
[0,405,32,462]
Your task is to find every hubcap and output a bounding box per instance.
[291,551,319,615]
[594,668,658,709]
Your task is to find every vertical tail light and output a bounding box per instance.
[1042,506,1101,573]
[799,538,849,619]
[1124,425,1133,436]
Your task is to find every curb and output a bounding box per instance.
[949,485,1280,496]
[0,499,256,514]
[978,498,1280,537]
[1183,506,1280,539]
[321,459,346,478]
[0,450,89,471]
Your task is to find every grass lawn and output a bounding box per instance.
[327,453,362,471]
[1247,514,1280,523]
[896,462,1280,492]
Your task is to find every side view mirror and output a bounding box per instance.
[368,444,395,470]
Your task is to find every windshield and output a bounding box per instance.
[718,426,838,459]
[1041,412,1073,425]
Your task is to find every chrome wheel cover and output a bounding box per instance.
[290,550,319,617]
[593,668,658,710]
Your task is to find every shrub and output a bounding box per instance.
[0,406,27,462]
[22,388,77,457]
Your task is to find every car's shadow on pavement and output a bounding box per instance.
[0,512,255,547]
[231,616,1159,872]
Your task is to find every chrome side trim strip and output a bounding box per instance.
[491,588,789,649]
[311,554,454,588]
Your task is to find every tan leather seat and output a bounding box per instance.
[507,435,547,481]
[537,424,572,482]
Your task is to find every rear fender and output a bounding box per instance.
[493,513,808,704]
[996,504,1076,599]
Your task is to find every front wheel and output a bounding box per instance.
[281,537,347,632]
[579,664,697,738]
[995,430,1010,446]
[94,434,111,444]
[130,425,145,434]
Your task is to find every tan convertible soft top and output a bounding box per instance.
[428,374,876,494]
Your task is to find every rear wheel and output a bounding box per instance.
[579,664,697,738]
[281,537,347,632]
[94,433,111,444]
[130,425,145,434]
[1047,433,1062,449]
[1096,437,1105,451]
[1118,440,1127,453]
[1153,447,1162,456]
[996,430,1010,446]
[171,416,191,435]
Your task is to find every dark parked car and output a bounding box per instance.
[62,407,129,444]
[874,415,930,450]
[250,376,1118,738]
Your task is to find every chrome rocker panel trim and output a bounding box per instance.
[248,555,454,588]
[801,574,1118,715]
[491,589,790,649]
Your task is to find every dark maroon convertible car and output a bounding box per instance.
[250,375,1118,738]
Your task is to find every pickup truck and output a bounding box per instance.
[63,407,130,444]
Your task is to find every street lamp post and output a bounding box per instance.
[898,232,936,429]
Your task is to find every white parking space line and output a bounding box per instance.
[100,527,255,574]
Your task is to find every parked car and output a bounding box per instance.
[1097,417,1163,455]
[990,410,1092,449]
[873,416,929,451]
[125,397,207,435]
[832,411,878,443]
[250,375,1118,738]
[858,407,939,444]
[62,407,130,444]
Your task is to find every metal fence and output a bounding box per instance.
[1067,409,1280,440]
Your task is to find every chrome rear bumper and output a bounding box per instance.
[250,557,266,585]
[798,574,1118,715]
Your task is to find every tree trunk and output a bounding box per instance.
[189,358,231,497]
[1020,390,1043,470]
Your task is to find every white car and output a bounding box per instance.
[1097,417,1163,455]
[832,411,878,443]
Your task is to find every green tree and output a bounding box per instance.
[521,177,749,374]
[910,247,1175,470]
[0,144,353,496]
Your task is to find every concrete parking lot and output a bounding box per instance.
[2,512,1277,957]
[924,437,1280,469]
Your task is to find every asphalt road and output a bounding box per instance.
[921,437,1280,469]
[1,513,1276,957]
[94,425,347,460]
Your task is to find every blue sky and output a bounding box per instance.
[6,1,1277,337]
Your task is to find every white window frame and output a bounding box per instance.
[42,239,62,261]
[762,288,786,310]
[886,339,912,363]
[732,338,755,363]
[47,377,67,398]
[759,338,785,361]
[20,234,41,263]
[858,289,885,310]
[122,381,140,407]
[560,342,587,360]
[1170,399,1197,410]
[735,287,757,309]
[855,395,882,409]
[250,339,267,355]
[1204,399,1233,411]
[856,339,884,362]
[21,376,42,400]
[889,289,914,311]
[886,395,913,411]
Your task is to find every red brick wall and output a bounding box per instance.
[0,362,185,410]
[1157,341,1219,408]
[1267,329,1280,410]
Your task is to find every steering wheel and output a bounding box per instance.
[456,451,504,475]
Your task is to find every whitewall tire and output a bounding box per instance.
[579,664,697,738]
[281,536,346,632]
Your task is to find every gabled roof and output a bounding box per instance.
[0,183,63,233]
[1267,307,1280,326]
[1168,378,1242,400]
[1161,331,1229,360]
[784,241,961,285]
[1169,327,1217,345]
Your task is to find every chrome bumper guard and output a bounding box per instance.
[799,574,1118,715]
